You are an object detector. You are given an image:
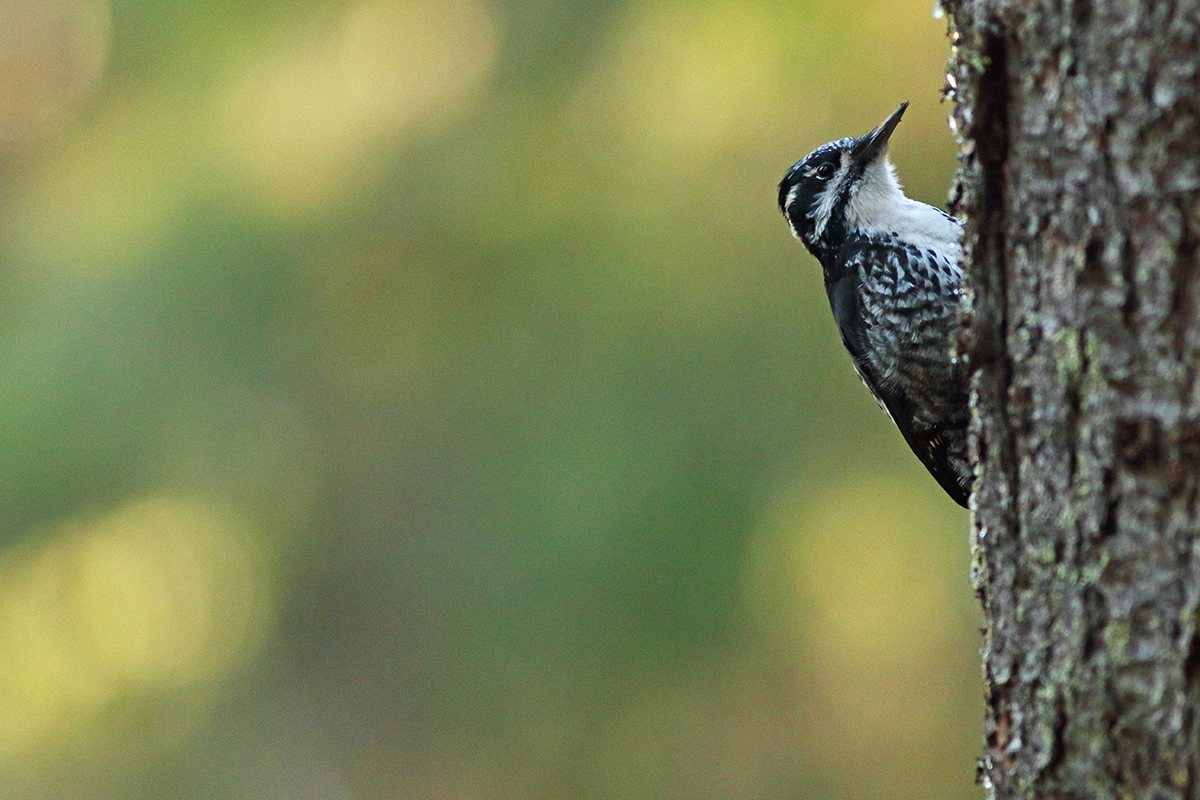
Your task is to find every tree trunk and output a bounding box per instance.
[944,0,1200,796]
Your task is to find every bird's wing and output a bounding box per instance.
[825,249,971,508]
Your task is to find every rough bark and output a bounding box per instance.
[944,0,1200,796]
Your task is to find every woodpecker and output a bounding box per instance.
[778,102,971,507]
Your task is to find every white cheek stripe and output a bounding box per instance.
[809,152,851,239]
[782,185,802,238]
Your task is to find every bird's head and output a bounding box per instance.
[778,102,909,255]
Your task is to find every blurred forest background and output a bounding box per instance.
[0,0,980,798]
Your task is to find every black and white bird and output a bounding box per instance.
[778,102,971,507]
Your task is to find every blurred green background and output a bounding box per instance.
[0,0,980,798]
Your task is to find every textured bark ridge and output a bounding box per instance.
[944,0,1200,795]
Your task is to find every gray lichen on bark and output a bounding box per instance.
[943,0,1200,795]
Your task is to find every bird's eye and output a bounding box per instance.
[815,163,836,179]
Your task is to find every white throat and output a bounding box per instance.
[845,157,960,252]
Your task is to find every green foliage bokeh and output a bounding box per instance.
[0,0,979,798]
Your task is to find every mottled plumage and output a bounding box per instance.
[778,103,971,507]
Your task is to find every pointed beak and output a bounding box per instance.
[851,101,908,167]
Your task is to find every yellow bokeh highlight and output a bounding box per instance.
[0,97,203,277]
[570,0,788,168]
[216,0,498,212]
[743,474,970,795]
[746,474,959,651]
[0,495,272,759]
[0,0,499,277]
